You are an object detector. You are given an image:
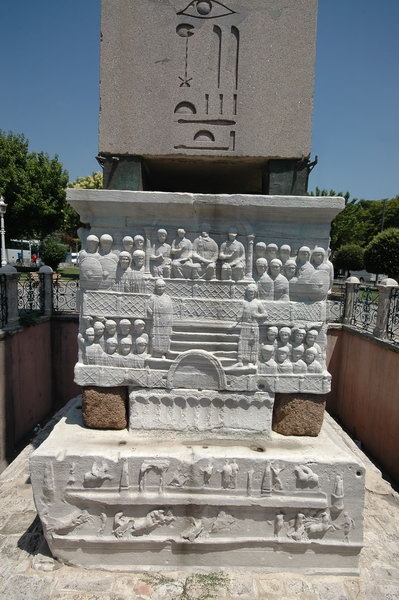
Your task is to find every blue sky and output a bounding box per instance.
[1,0,398,200]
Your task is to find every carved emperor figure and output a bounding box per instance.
[191,226,219,280]
[150,229,171,278]
[171,228,193,279]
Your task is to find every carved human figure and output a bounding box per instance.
[271,465,283,491]
[255,241,267,260]
[104,337,119,366]
[131,249,146,293]
[79,234,102,290]
[341,512,355,542]
[236,284,267,366]
[101,320,116,342]
[147,279,174,358]
[219,229,246,282]
[291,327,306,348]
[279,244,291,265]
[221,460,237,489]
[170,228,193,278]
[274,513,285,538]
[277,326,292,350]
[191,227,219,280]
[133,234,145,252]
[265,243,278,263]
[326,247,335,289]
[150,229,172,278]
[265,326,278,347]
[291,345,307,373]
[132,336,149,368]
[81,326,103,365]
[93,320,105,344]
[255,258,274,300]
[296,246,315,280]
[275,346,293,374]
[132,319,149,347]
[304,347,323,373]
[122,235,134,255]
[115,251,134,292]
[119,336,133,358]
[289,512,307,541]
[258,344,277,374]
[284,258,297,282]
[269,259,289,301]
[305,329,322,356]
[118,318,131,338]
[98,234,119,289]
[311,247,329,273]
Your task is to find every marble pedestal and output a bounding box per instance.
[30,399,365,574]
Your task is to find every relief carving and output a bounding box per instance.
[147,279,174,358]
[219,229,245,281]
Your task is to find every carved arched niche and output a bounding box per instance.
[166,350,227,391]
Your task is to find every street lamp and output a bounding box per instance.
[0,196,7,267]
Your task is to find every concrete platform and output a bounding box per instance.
[1,398,399,599]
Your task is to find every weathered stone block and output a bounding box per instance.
[82,386,127,430]
[272,393,326,437]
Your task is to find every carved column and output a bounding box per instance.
[39,266,54,317]
[373,279,399,339]
[343,277,360,325]
[0,265,19,327]
[144,227,152,275]
[245,234,255,280]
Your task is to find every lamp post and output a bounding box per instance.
[0,196,7,267]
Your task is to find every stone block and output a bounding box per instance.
[272,393,326,437]
[99,0,317,165]
[82,386,127,430]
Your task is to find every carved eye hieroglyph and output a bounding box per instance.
[178,0,236,19]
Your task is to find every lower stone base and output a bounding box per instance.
[30,399,365,573]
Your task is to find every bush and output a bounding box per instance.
[364,228,399,280]
[40,235,67,271]
[333,244,365,274]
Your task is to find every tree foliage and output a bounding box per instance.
[61,172,104,242]
[40,235,67,271]
[364,228,399,280]
[0,130,68,241]
[333,244,364,274]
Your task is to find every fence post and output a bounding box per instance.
[39,265,54,317]
[373,278,399,339]
[342,276,360,325]
[0,264,19,327]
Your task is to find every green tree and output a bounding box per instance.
[333,244,365,276]
[40,235,67,271]
[61,172,104,244]
[364,228,399,280]
[0,130,68,241]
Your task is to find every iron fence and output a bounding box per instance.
[327,283,346,323]
[0,274,8,327]
[350,285,379,333]
[52,277,80,313]
[387,287,399,345]
[17,273,45,315]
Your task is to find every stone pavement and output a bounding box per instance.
[0,398,398,600]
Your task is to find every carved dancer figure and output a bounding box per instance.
[274,513,285,538]
[200,462,213,486]
[275,346,293,374]
[79,234,102,290]
[279,244,291,264]
[150,229,171,278]
[131,249,146,293]
[171,228,193,279]
[258,344,277,374]
[288,512,307,541]
[191,227,219,280]
[255,258,274,300]
[291,345,307,373]
[341,512,355,542]
[114,251,134,292]
[219,229,246,281]
[236,284,267,367]
[147,279,174,358]
[269,259,289,301]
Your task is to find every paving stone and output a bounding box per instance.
[1,574,56,600]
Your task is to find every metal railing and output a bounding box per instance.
[0,274,8,327]
[350,285,379,333]
[387,287,399,345]
[17,273,45,315]
[52,276,80,313]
